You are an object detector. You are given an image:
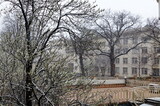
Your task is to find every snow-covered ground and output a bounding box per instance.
[71,78,125,85]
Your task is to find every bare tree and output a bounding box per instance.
[145,19,160,44]
[0,16,74,106]
[143,19,160,76]
[0,0,101,105]
[95,11,142,76]
[68,27,97,76]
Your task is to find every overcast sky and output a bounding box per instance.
[0,0,158,30]
[89,0,158,20]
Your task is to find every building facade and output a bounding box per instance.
[60,29,160,78]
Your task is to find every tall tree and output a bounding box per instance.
[68,27,96,76]
[0,0,100,105]
[0,16,74,106]
[95,11,142,76]
[144,19,160,76]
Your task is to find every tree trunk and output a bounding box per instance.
[38,100,41,106]
[138,59,141,77]
[110,47,115,76]
[26,60,33,106]
[25,17,33,105]
[79,54,85,76]
[110,59,115,77]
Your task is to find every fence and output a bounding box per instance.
[91,87,160,104]
[65,79,160,105]
[66,87,160,105]
[127,79,160,87]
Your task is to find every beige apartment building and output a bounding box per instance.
[114,32,160,77]
[59,29,160,78]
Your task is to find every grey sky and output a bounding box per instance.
[89,0,158,19]
[0,0,158,29]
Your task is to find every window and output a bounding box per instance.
[154,58,159,64]
[142,68,148,75]
[141,47,148,54]
[115,58,120,64]
[123,38,128,45]
[154,47,160,53]
[123,48,128,53]
[153,68,159,76]
[132,67,137,74]
[95,66,99,72]
[123,67,128,74]
[132,57,137,64]
[132,48,139,54]
[123,58,128,64]
[132,37,138,44]
[141,37,151,42]
[141,57,148,64]
[100,67,105,76]
[115,67,120,74]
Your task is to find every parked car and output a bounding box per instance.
[140,97,160,106]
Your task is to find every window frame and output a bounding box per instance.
[132,57,138,64]
[123,67,128,75]
[132,67,137,75]
[141,47,148,54]
[123,58,128,64]
[142,68,148,75]
[141,57,148,64]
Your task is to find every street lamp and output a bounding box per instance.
[124,76,127,86]
[156,0,160,19]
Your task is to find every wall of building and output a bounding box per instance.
[58,30,160,78]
